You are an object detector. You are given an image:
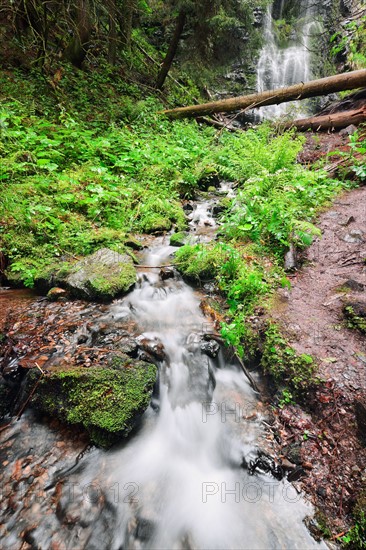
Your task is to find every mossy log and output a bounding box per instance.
[163,70,366,119]
[283,106,366,131]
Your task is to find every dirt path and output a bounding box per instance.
[269,184,366,535]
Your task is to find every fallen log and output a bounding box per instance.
[163,69,366,119]
[283,106,366,131]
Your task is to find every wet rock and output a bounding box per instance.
[342,229,364,243]
[284,243,298,271]
[135,517,156,542]
[136,336,166,361]
[355,398,366,444]
[159,267,175,280]
[169,232,190,247]
[339,124,357,136]
[200,339,220,358]
[125,237,144,251]
[316,485,327,499]
[47,287,68,301]
[66,248,136,301]
[287,466,305,482]
[0,377,14,417]
[249,451,284,480]
[116,337,139,358]
[197,173,221,191]
[283,442,302,465]
[341,279,365,292]
[183,202,194,213]
[281,458,296,471]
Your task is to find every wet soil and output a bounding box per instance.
[266,138,366,536]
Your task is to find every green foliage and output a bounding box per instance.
[217,125,346,258]
[349,130,366,181]
[261,323,319,393]
[0,72,216,286]
[330,17,366,70]
[278,388,295,408]
[342,491,366,548]
[344,305,366,334]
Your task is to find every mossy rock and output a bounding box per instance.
[141,216,172,234]
[65,248,136,300]
[169,231,190,247]
[261,323,318,394]
[174,244,221,282]
[26,359,157,447]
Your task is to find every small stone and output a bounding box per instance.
[47,287,67,301]
[159,267,175,280]
[339,124,357,136]
[287,466,305,482]
[281,458,296,470]
[302,461,313,470]
[342,229,364,243]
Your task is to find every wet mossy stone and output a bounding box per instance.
[66,248,136,300]
[169,231,190,247]
[26,359,157,447]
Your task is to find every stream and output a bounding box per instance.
[0,188,327,549]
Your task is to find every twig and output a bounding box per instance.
[135,264,176,269]
[234,352,260,394]
[16,367,45,421]
[331,531,346,541]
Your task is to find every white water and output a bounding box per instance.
[69,238,326,549]
[257,0,322,118]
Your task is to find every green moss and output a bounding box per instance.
[175,243,222,281]
[261,323,319,394]
[141,215,172,234]
[86,261,136,300]
[27,360,157,447]
[170,231,189,247]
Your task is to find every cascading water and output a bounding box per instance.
[257,0,322,118]
[0,193,327,549]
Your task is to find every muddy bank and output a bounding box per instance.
[267,185,366,536]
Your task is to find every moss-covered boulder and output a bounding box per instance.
[169,231,190,247]
[65,248,136,300]
[26,359,157,447]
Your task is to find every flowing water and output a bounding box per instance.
[256,0,322,119]
[0,192,327,549]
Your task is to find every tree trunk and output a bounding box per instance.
[156,10,186,90]
[163,70,366,119]
[283,106,366,131]
[107,0,117,65]
[119,0,135,52]
[64,0,92,68]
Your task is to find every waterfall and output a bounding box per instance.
[256,0,322,118]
